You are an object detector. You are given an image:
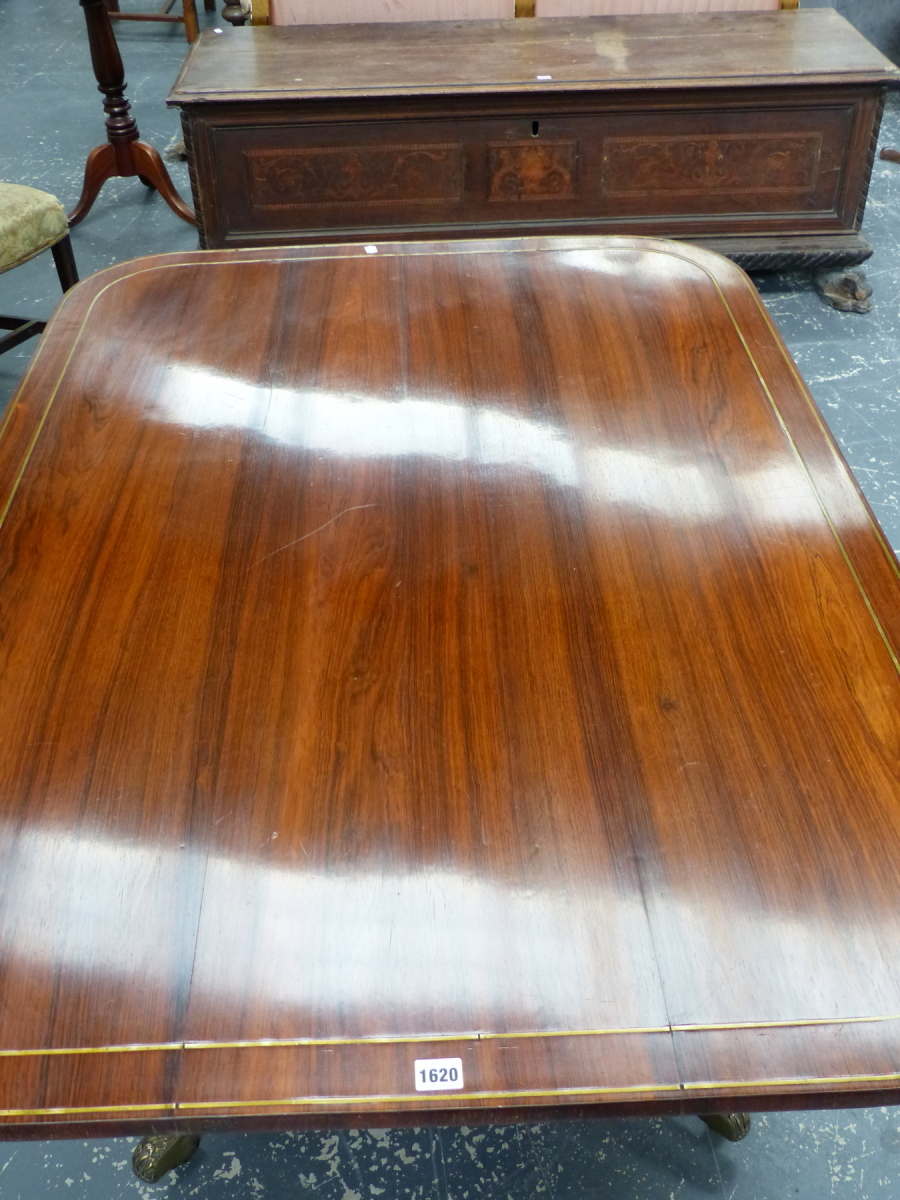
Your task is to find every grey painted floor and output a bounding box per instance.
[3,0,900,1196]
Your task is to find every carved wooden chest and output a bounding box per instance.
[169,9,899,269]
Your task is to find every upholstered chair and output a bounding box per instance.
[0,183,79,355]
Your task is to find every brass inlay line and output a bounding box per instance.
[672,1014,900,1032]
[2,242,900,1115]
[3,238,895,668]
[0,1103,174,1118]
[703,269,900,680]
[0,296,76,450]
[4,1013,900,1059]
[0,246,523,530]
[177,1083,681,1112]
[0,1042,182,1058]
[184,1026,670,1051]
[744,280,900,592]
[684,1071,900,1091]
[10,1071,900,1121]
[0,323,95,532]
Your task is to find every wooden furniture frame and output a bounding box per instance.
[71,0,195,228]
[169,10,899,269]
[0,232,78,356]
[105,0,215,43]
[3,236,900,1158]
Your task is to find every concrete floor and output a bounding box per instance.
[2,0,900,1196]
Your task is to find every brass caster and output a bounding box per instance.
[132,1134,201,1183]
[700,1113,752,1142]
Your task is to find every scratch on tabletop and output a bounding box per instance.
[251,505,378,567]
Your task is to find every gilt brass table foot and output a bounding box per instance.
[132,1134,200,1182]
[700,1113,752,1141]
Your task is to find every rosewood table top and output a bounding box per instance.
[2,237,900,1140]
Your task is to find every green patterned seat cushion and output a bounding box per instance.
[0,182,69,274]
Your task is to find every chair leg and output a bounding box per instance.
[182,0,199,41]
[50,235,79,293]
[0,317,47,355]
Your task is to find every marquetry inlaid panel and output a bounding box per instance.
[246,145,463,208]
[198,89,864,246]
[487,142,577,201]
[602,132,822,197]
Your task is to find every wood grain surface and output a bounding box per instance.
[2,237,900,1139]
[169,13,897,262]
[168,10,898,102]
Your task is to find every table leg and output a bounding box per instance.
[132,1134,201,1182]
[700,1113,752,1142]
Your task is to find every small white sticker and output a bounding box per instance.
[364,245,379,254]
[414,1057,464,1091]
[536,74,552,80]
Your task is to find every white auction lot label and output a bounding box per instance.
[414,1057,464,1091]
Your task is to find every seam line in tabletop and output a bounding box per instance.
[5,1013,900,1058]
[3,240,896,1069]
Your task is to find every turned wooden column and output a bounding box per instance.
[69,0,196,227]
[220,0,247,25]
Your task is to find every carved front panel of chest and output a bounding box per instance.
[487,142,578,201]
[602,132,823,198]
[189,88,874,247]
[246,144,463,208]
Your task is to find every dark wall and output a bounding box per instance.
[806,0,900,65]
